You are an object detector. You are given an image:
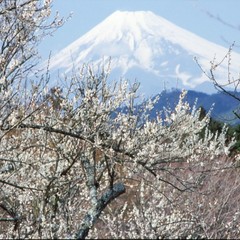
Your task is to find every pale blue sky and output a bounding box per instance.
[39,0,240,59]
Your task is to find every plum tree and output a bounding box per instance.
[0,1,239,239]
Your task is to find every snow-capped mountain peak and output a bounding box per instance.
[48,10,240,96]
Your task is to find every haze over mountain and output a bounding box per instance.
[48,10,240,96]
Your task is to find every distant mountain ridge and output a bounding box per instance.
[48,10,240,96]
[149,89,240,125]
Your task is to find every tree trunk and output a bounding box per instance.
[75,182,125,239]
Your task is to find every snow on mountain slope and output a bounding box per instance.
[48,11,240,96]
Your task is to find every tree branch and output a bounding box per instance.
[75,182,126,239]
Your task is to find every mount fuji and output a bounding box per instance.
[48,10,240,96]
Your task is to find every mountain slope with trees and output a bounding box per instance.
[149,89,240,124]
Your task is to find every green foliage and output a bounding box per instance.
[227,124,240,153]
[198,106,240,154]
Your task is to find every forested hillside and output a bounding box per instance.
[149,89,240,124]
